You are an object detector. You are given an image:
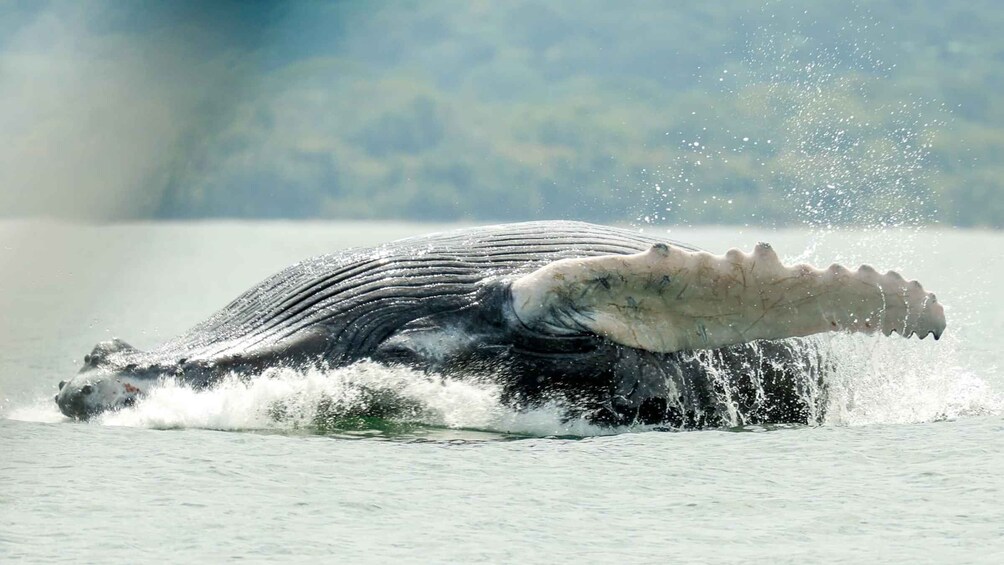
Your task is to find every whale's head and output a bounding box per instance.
[55,370,148,420]
[55,338,152,420]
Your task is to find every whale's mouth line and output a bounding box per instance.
[59,399,140,421]
[64,397,142,421]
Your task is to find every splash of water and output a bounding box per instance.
[9,345,999,437]
[627,5,998,429]
[8,362,630,438]
[634,5,947,236]
[821,333,1000,425]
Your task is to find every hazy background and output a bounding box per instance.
[1,0,1002,227]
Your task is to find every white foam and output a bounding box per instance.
[7,398,68,424]
[7,343,999,436]
[91,362,619,437]
[820,332,1002,425]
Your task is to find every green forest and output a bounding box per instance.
[5,1,1004,227]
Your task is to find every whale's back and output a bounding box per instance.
[152,221,693,364]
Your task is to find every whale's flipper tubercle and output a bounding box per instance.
[510,243,946,353]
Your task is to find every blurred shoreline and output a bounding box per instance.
[3,2,1002,229]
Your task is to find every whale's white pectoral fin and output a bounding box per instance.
[510,242,946,353]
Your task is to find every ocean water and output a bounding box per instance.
[1,220,1002,563]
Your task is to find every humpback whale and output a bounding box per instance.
[55,221,945,428]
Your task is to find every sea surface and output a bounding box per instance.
[1,221,1002,563]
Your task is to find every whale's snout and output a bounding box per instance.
[55,381,97,419]
[55,373,145,420]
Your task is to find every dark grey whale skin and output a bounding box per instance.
[59,221,826,427]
